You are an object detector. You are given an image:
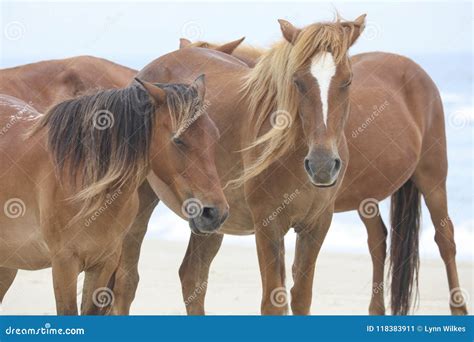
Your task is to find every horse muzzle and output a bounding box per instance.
[189,206,229,234]
[304,151,341,187]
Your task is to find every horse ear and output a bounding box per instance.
[135,78,166,105]
[278,19,301,44]
[179,38,192,49]
[215,37,245,54]
[345,14,366,46]
[191,74,206,103]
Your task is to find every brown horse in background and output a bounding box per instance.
[111,15,368,315]
[179,37,262,67]
[0,55,137,112]
[115,17,467,315]
[0,75,228,314]
[175,34,468,315]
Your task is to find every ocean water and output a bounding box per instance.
[126,53,472,261]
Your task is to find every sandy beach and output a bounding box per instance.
[1,239,472,315]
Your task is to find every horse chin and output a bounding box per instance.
[189,219,213,236]
[310,179,338,188]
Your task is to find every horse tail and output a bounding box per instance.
[389,179,422,315]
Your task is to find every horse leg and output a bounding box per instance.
[179,233,223,315]
[80,248,122,315]
[358,206,388,315]
[254,220,287,315]
[111,181,158,315]
[0,267,18,303]
[52,254,80,315]
[290,210,332,315]
[413,177,468,315]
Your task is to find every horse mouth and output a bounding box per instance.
[310,179,338,188]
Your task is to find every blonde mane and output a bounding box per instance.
[231,19,358,186]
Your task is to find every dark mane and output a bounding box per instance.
[29,82,200,220]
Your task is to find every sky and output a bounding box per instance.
[1,1,472,69]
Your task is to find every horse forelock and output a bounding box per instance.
[163,83,204,138]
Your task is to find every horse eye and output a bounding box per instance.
[341,79,352,88]
[173,136,186,147]
[293,78,306,93]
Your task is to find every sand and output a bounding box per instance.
[1,239,472,315]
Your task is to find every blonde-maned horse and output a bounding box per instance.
[0,75,228,315]
[114,15,467,316]
[110,15,367,315]
[176,30,469,315]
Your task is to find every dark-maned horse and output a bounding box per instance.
[0,55,137,112]
[0,75,228,314]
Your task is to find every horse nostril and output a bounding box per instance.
[333,158,341,172]
[201,206,218,221]
[304,158,312,175]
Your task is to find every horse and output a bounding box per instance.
[0,55,137,113]
[179,37,262,67]
[107,15,368,315]
[116,15,467,316]
[0,75,229,315]
[175,30,469,315]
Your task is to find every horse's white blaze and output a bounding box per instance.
[310,52,336,127]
